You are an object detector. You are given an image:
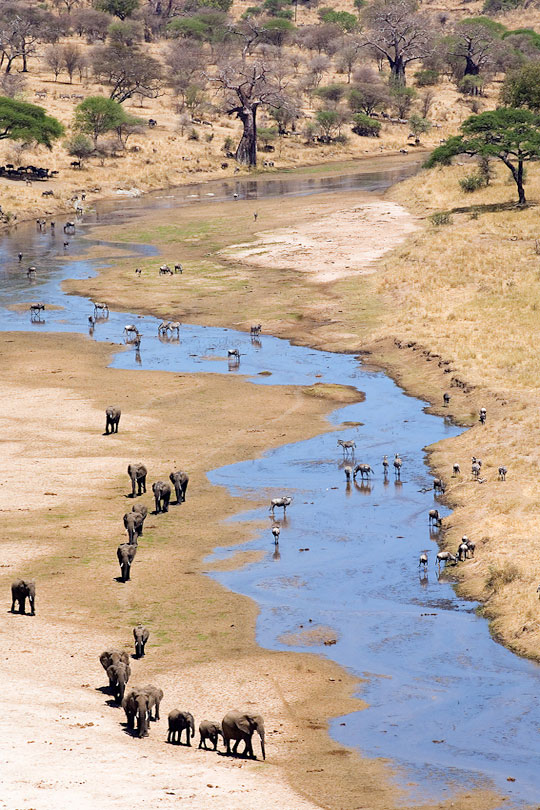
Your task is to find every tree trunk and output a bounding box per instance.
[389,56,406,86]
[235,105,258,167]
[22,51,28,73]
[504,157,526,205]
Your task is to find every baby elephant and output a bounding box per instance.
[168,710,195,745]
[169,470,189,504]
[199,720,223,751]
[105,406,121,434]
[152,481,171,513]
[11,579,35,615]
[144,684,163,721]
[100,648,129,672]
[133,624,149,658]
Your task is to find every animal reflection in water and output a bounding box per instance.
[29,302,45,322]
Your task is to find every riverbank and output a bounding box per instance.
[65,158,540,664]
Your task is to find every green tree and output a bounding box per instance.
[315,108,340,139]
[64,133,93,164]
[318,7,358,31]
[95,0,139,19]
[73,95,126,146]
[0,97,64,147]
[501,62,540,111]
[408,113,430,143]
[425,107,540,204]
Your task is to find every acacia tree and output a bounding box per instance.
[362,0,434,85]
[209,59,290,165]
[0,97,64,146]
[425,108,540,205]
[91,45,162,102]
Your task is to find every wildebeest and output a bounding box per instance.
[443,392,450,406]
[436,551,456,567]
[428,509,440,524]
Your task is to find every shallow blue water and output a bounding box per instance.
[0,161,538,807]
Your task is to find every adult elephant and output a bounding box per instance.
[152,481,171,513]
[133,624,149,658]
[117,543,137,582]
[168,710,195,745]
[131,504,148,529]
[169,470,189,504]
[123,511,144,544]
[107,661,131,704]
[128,463,147,497]
[100,648,129,672]
[10,579,36,616]
[123,688,150,737]
[221,711,265,760]
[105,407,121,435]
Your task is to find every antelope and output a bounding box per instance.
[271,525,280,544]
[169,322,180,336]
[428,509,440,524]
[419,553,428,569]
[393,453,402,477]
[174,264,183,274]
[457,542,469,561]
[337,439,356,456]
[465,538,475,558]
[227,349,240,359]
[353,463,372,480]
[124,325,140,342]
[479,407,487,424]
[443,392,450,406]
[93,302,109,317]
[436,551,456,567]
[498,466,507,481]
[159,264,173,275]
[452,463,460,476]
[158,321,170,336]
[270,496,292,515]
[250,323,262,337]
[382,455,389,475]
[472,462,481,480]
[433,478,445,493]
[344,466,353,481]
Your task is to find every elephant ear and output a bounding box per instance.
[235,714,254,735]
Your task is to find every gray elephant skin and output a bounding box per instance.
[105,407,121,434]
[168,710,195,745]
[222,711,265,760]
[107,661,131,703]
[199,720,223,750]
[133,624,149,658]
[117,543,137,581]
[123,511,145,544]
[143,684,163,720]
[152,481,171,513]
[123,688,150,737]
[11,579,36,615]
[128,463,147,497]
[99,648,129,672]
[169,470,189,504]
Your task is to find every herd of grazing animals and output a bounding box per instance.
[9,403,265,759]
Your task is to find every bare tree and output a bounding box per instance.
[419,88,435,118]
[166,40,206,106]
[296,23,341,55]
[209,58,290,166]
[445,20,497,80]
[53,0,81,12]
[0,2,53,73]
[336,35,363,83]
[362,0,434,85]
[62,43,83,84]
[91,44,163,102]
[45,44,64,81]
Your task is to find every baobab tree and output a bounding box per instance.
[209,58,291,166]
[362,0,434,85]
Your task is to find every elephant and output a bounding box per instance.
[131,504,148,533]
[117,543,137,582]
[133,624,149,658]
[199,720,223,751]
[105,407,121,435]
[107,661,131,704]
[99,648,129,672]
[123,511,144,544]
[128,463,147,497]
[152,481,171,513]
[169,470,189,504]
[168,710,195,745]
[10,579,35,616]
[222,711,265,760]
[123,688,150,737]
[142,684,163,720]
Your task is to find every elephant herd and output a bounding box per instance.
[99,633,265,759]
[119,461,189,582]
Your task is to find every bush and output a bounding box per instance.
[459,75,485,96]
[414,69,439,87]
[64,134,94,163]
[482,0,521,15]
[351,112,381,137]
[188,128,199,140]
[485,561,520,591]
[429,211,453,226]
[459,173,486,192]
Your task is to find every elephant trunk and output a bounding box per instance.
[138,708,147,737]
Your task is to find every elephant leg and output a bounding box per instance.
[212,735,218,751]
[19,597,26,615]
[225,738,231,755]
[167,730,172,743]
[186,727,191,746]
[131,480,136,497]
[10,598,16,613]
[232,739,240,755]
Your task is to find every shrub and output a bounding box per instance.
[188,128,199,140]
[482,0,521,15]
[351,112,381,137]
[64,134,94,164]
[414,69,439,87]
[459,75,485,96]
[429,211,452,226]
[459,173,485,192]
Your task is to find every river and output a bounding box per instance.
[0,158,538,808]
